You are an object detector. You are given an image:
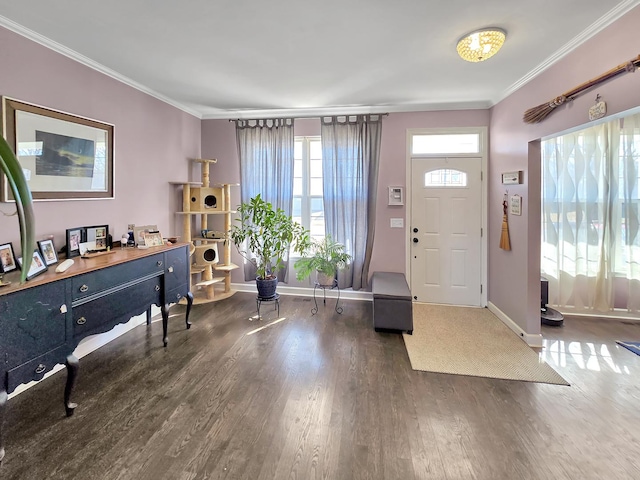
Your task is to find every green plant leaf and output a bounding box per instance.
[0,135,35,283]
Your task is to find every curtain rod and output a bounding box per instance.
[228,113,389,122]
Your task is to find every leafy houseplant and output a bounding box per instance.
[0,135,35,283]
[294,234,351,286]
[230,194,311,297]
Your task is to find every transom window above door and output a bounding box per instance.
[411,133,480,155]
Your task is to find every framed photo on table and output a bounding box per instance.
[66,227,85,258]
[133,225,158,246]
[37,239,58,266]
[0,97,114,201]
[18,250,48,280]
[85,225,109,251]
[144,232,164,247]
[0,242,19,273]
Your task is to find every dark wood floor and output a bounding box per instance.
[2,292,640,479]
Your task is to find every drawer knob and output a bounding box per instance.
[35,364,46,374]
[157,261,163,267]
[168,266,174,273]
[77,317,87,325]
[79,284,89,293]
[176,293,181,299]
[155,285,160,292]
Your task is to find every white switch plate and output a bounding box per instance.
[390,218,403,228]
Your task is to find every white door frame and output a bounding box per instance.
[405,127,488,306]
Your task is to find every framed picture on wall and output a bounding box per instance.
[0,96,114,201]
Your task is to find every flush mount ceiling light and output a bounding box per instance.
[456,28,506,62]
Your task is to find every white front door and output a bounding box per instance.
[410,157,482,306]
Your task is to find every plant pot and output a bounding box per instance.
[256,276,278,299]
[316,270,336,287]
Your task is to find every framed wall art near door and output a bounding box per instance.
[1,97,114,201]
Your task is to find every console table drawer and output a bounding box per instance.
[166,284,189,304]
[7,346,69,392]
[72,253,164,299]
[73,276,163,337]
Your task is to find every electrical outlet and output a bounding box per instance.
[127,224,135,231]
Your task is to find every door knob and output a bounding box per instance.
[413,228,418,233]
[413,238,419,243]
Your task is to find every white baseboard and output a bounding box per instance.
[231,282,373,301]
[8,306,162,400]
[488,301,543,348]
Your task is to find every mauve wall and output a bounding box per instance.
[201,112,490,286]
[489,5,640,334]
[0,26,201,255]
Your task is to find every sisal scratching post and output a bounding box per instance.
[500,195,511,251]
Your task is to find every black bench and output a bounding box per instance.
[371,272,413,334]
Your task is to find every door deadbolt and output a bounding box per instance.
[413,228,418,233]
[413,238,419,243]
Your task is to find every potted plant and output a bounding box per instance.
[0,135,35,283]
[230,194,311,298]
[294,234,351,287]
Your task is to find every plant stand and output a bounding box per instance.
[312,280,342,315]
[256,293,280,320]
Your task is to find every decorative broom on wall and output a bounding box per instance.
[523,54,640,124]
[500,193,511,251]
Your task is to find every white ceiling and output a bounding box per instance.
[1,0,638,119]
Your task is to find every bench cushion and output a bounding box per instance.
[372,272,411,300]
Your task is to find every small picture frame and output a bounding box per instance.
[144,232,164,247]
[37,239,59,266]
[18,250,48,280]
[133,225,158,246]
[85,225,109,251]
[66,227,85,258]
[0,242,19,273]
[510,194,522,216]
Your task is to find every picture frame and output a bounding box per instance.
[18,250,48,280]
[1,96,114,201]
[133,225,158,246]
[85,224,109,251]
[0,242,19,273]
[66,227,85,258]
[510,194,522,216]
[501,171,522,185]
[37,239,59,266]
[144,232,164,247]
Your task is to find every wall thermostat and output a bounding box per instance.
[388,186,404,206]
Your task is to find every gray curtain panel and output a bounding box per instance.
[320,115,382,290]
[236,118,295,282]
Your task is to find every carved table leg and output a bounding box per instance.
[0,388,7,464]
[162,303,169,347]
[185,291,193,329]
[64,355,79,417]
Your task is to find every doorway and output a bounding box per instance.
[410,157,483,306]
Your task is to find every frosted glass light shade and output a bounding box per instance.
[457,28,506,62]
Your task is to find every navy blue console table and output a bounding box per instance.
[0,243,192,463]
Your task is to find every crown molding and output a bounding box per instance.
[201,100,492,120]
[0,15,202,119]
[494,0,640,106]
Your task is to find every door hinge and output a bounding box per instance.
[481,171,483,181]
[481,227,483,237]
[480,284,483,294]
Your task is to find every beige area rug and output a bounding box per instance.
[403,304,569,385]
